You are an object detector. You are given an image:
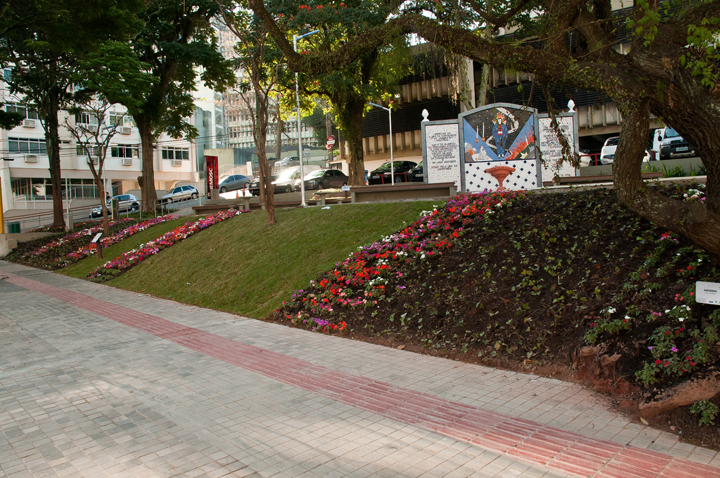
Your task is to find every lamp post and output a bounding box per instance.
[294,29,320,207]
[369,102,394,185]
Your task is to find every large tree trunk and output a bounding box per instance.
[614,99,720,263]
[43,101,65,230]
[337,95,366,186]
[135,115,157,213]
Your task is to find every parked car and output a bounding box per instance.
[599,137,650,165]
[656,127,695,160]
[219,174,251,193]
[90,194,139,218]
[159,185,198,204]
[599,137,619,165]
[274,156,299,168]
[368,161,417,184]
[272,168,302,194]
[407,163,425,182]
[249,175,278,196]
[303,169,349,190]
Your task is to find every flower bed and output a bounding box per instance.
[279,191,522,331]
[55,215,176,268]
[88,210,240,282]
[16,218,136,270]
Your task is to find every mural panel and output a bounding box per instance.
[460,105,539,192]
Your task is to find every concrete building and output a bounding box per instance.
[1,80,199,227]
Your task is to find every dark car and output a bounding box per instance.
[303,169,348,190]
[219,174,251,193]
[407,163,424,182]
[660,127,695,160]
[368,161,417,184]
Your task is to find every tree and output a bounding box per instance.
[127,0,235,212]
[219,6,284,225]
[251,0,720,262]
[65,42,155,233]
[260,0,412,186]
[0,0,143,229]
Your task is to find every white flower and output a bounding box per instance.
[607,307,616,314]
[679,318,684,322]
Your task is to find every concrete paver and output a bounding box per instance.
[1,260,719,477]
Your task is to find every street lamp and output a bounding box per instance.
[369,102,395,185]
[294,29,320,207]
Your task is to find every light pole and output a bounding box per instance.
[294,29,320,206]
[369,102,394,185]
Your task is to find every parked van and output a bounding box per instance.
[653,127,695,160]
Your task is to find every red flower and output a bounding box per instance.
[663,361,670,367]
[655,359,662,365]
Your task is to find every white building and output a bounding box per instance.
[1,82,199,226]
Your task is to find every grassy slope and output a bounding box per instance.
[60,217,199,278]
[108,202,437,318]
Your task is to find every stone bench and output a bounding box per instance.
[542,172,663,187]
[350,182,457,203]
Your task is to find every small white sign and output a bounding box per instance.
[341,185,350,192]
[91,233,103,243]
[696,281,720,305]
[303,148,311,158]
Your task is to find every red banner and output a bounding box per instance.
[205,156,218,197]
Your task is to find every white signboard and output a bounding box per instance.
[538,116,577,181]
[91,233,103,243]
[697,281,720,305]
[425,123,462,189]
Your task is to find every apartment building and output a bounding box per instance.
[1,89,198,220]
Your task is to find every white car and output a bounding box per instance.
[599,137,650,165]
[600,137,619,164]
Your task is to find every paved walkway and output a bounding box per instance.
[1,260,719,478]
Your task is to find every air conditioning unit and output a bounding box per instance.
[121,157,132,166]
[87,125,98,133]
[171,159,182,167]
[24,154,37,163]
[118,126,132,135]
[22,119,36,128]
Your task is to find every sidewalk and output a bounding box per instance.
[1,260,718,478]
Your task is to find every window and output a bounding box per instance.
[6,103,40,119]
[109,113,125,126]
[161,147,189,160]
[75,111,99,125]
[9,137,46,154]
[111,144,139,158]
[76,145,100,156]
[3,68,12,82]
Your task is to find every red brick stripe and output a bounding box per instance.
[5,272,719,478]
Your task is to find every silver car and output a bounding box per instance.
[160,185,199,203]
[90,194,139,218]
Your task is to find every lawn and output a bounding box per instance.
[107,201,438,318]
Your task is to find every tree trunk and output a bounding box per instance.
[337,95,366,186]
[255,90,275,225]
[614,99,720,263]
[43,102,65,230]
[135,115,157,213]
[274,103,283,161]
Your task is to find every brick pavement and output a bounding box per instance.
[1,260,719,477]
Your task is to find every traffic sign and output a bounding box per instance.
[326,135,336,150]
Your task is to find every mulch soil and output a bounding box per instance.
[271,184,720,449]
